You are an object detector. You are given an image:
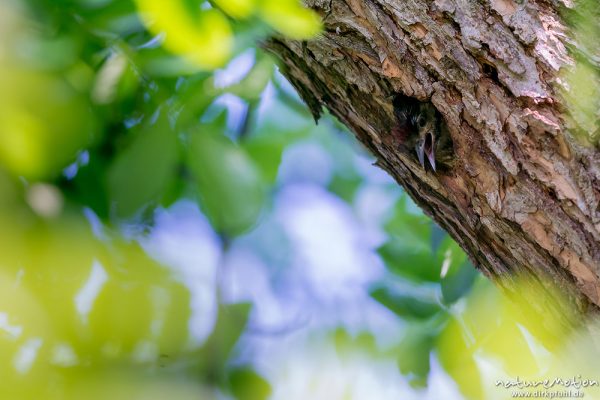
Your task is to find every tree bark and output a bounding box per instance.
[266,0,600,317]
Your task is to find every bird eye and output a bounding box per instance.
[417,117,426,128]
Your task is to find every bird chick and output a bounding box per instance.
[392,94,451,172]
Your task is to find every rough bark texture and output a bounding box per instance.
[266,0,600,317]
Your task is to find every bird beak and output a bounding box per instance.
[415,141,426,169]
[415,132,436,172]
[426,133,436,172]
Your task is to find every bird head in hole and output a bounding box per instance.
[392,95,439,172]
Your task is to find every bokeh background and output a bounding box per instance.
[1,1,599,399]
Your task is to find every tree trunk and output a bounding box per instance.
[266,0,600,317]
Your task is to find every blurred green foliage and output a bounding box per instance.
[0,0,315,398]
[0,1,599,399]
[561,0,600,142]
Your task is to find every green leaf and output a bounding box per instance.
[441,261,478,305]
[175,74,217,129]
[227,55,274,100]
[243,137,286,184]
[436,317,483,400]
[396,326,436,388]
[258,0,322,40]
[333,329,379,355]
[378,241,439,282]
[228,367,272,400]
[327,174,362,203]
[195,303,252,379]
[242,127,305,184]
[370,286,442,321]
[107,112,180,217]
[187,125,266,236]
[75,1,142,36]
[135,2,233,70]
[212,0,257,19]
[0,69,98,180]
[436,237,479,304]
[66,154,111,219]
[385,196,431,251]
[378,196,441,282]
[85,239,192,358]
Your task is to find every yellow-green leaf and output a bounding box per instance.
[136,0,233,69]
[259,0,322,40]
